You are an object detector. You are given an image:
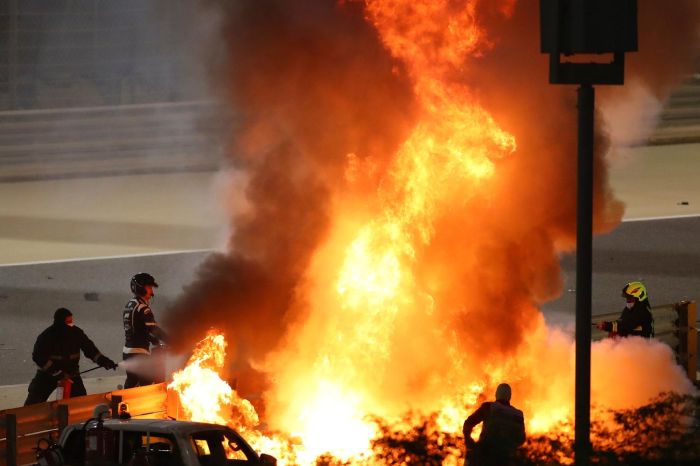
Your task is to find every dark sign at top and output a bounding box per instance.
[540,0,638,85]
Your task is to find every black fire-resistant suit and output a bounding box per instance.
[122,296,166,388]
[463,400,526,466]
[25,316,116,405]
[600,300,654,338]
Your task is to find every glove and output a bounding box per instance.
[97,355,118,370]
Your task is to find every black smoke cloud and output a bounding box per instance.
[164,1,416,369]
[164,0,700,381]
[366,0,700,360]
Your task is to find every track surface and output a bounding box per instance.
[0,251,209,386]
[1,216,699,386]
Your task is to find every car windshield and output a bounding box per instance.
[124,432,182,466]
[190,430,255,466]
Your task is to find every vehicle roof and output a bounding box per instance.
[68,418,234,436]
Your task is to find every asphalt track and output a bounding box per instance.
[543,215,700,322]
[1,216,699,389]
[0,250,210,387]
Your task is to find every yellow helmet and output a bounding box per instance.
[622,281,647,302]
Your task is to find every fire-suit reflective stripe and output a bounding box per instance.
[612,321,618,333]
[144,322,157,326]
[633,326,642,331]
[123,346,150,355]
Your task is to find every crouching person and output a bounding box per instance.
[25,308,118,405]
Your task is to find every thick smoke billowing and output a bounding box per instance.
[418,0,700,357]
[164,0,416,372]
[164,0,700,417]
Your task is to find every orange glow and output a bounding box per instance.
[169,1,696,465]
[168,333,235,426]
[168,332,287,460]
[263,1,522,460]
[167,334,260,430]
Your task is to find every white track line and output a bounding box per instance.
[0,248,215,268]
[0,99,215,117]
[1,214,698,266]
[622,213,700,222]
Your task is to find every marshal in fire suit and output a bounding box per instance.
[25,308,117,405]
[463,383,526,466]
[122,273,167,388]
[597,281,654,338]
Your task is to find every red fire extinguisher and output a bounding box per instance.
[56,376,73,400]
[84,411,114,466]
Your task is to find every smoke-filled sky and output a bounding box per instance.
[164,0,700,435]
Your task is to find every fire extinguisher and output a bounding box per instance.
[34,437,65,466]
[84,411,114,466]
[56,376,73,400]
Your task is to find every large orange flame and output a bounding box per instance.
[262,1,524,459]
[169,1,697,465]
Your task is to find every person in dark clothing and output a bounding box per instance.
[25,308,118,405]
[122,273,167,388]
[596,281,654,338]
[463,383,526,466]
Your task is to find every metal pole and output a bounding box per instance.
[575,83,594,466]
[6,413,17,466]
[57,404,70,434]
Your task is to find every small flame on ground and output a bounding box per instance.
[168,333,237,426]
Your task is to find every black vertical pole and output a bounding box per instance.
[57,403,70,434]
[575,83,594,466]
[110,394,123,418]
[6,413,18,466]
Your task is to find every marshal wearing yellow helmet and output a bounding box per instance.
[596,281,654,338]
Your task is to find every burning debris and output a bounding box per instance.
[163,1,700,464]
[168,333,699,465]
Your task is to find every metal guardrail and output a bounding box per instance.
[0,383,167,466]
[648,77,700,145]
[0,100,224,182]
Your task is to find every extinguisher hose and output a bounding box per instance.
[79,365,102,375]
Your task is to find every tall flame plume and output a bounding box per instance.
[164,1,700,464]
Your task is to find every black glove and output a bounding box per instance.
[97,355,118,370]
